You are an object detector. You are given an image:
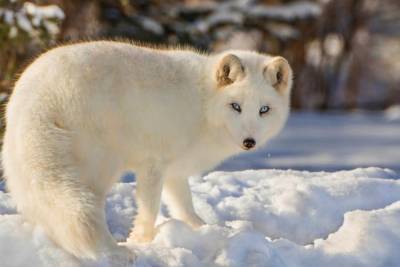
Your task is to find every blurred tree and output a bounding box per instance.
[299,0,400,110]
[0,0,399,112]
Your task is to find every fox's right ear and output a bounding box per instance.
[215,54,245,87]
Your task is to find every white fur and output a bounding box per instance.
[1,41,292,264]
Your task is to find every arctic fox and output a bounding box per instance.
[2,41,292,263]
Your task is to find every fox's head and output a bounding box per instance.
[206,51,293,151]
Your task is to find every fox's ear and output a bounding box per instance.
[264,56,292,94]
[216,54,245,87]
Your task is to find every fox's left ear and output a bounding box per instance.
[264,56,293,94]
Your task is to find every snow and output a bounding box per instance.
[137,16,164,36]
[218,112,400,172]
[23,2,65,22]
[195,10,244,33]
[385,105,400,121]
[2,9,15,24]
[190,1,321,33]
[0,112,399,267]
[1,168,399,267]
[265,23,300,41]
[246,1,321,21]
[0,2,64,37]
[15,12,33,33]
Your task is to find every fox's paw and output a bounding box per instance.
[184,213,205,229]
[129,222,157,243]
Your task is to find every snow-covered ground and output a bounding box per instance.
[0,112,399,267]
[218,111,400,172]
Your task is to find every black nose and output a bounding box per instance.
[243,138,256,150]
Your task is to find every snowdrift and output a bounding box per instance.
[0,167,399,267]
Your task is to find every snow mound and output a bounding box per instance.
[0,168,399,267]
[385,105,400,121]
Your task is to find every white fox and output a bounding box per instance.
[2,41,292,264]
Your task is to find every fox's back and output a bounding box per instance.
[6,41,207,163]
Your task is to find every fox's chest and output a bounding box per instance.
[165,131,239,177]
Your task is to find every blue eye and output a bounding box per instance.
[231,103,241,113]
[259,105,270,115]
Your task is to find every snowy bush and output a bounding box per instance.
[0,1,64,135]
[0,1,64,40]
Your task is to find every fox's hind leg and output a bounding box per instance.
[12,163,133,265]
[3,125,134,265]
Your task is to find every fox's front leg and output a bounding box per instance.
[129,164,163,243]
[163,175,205,228]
